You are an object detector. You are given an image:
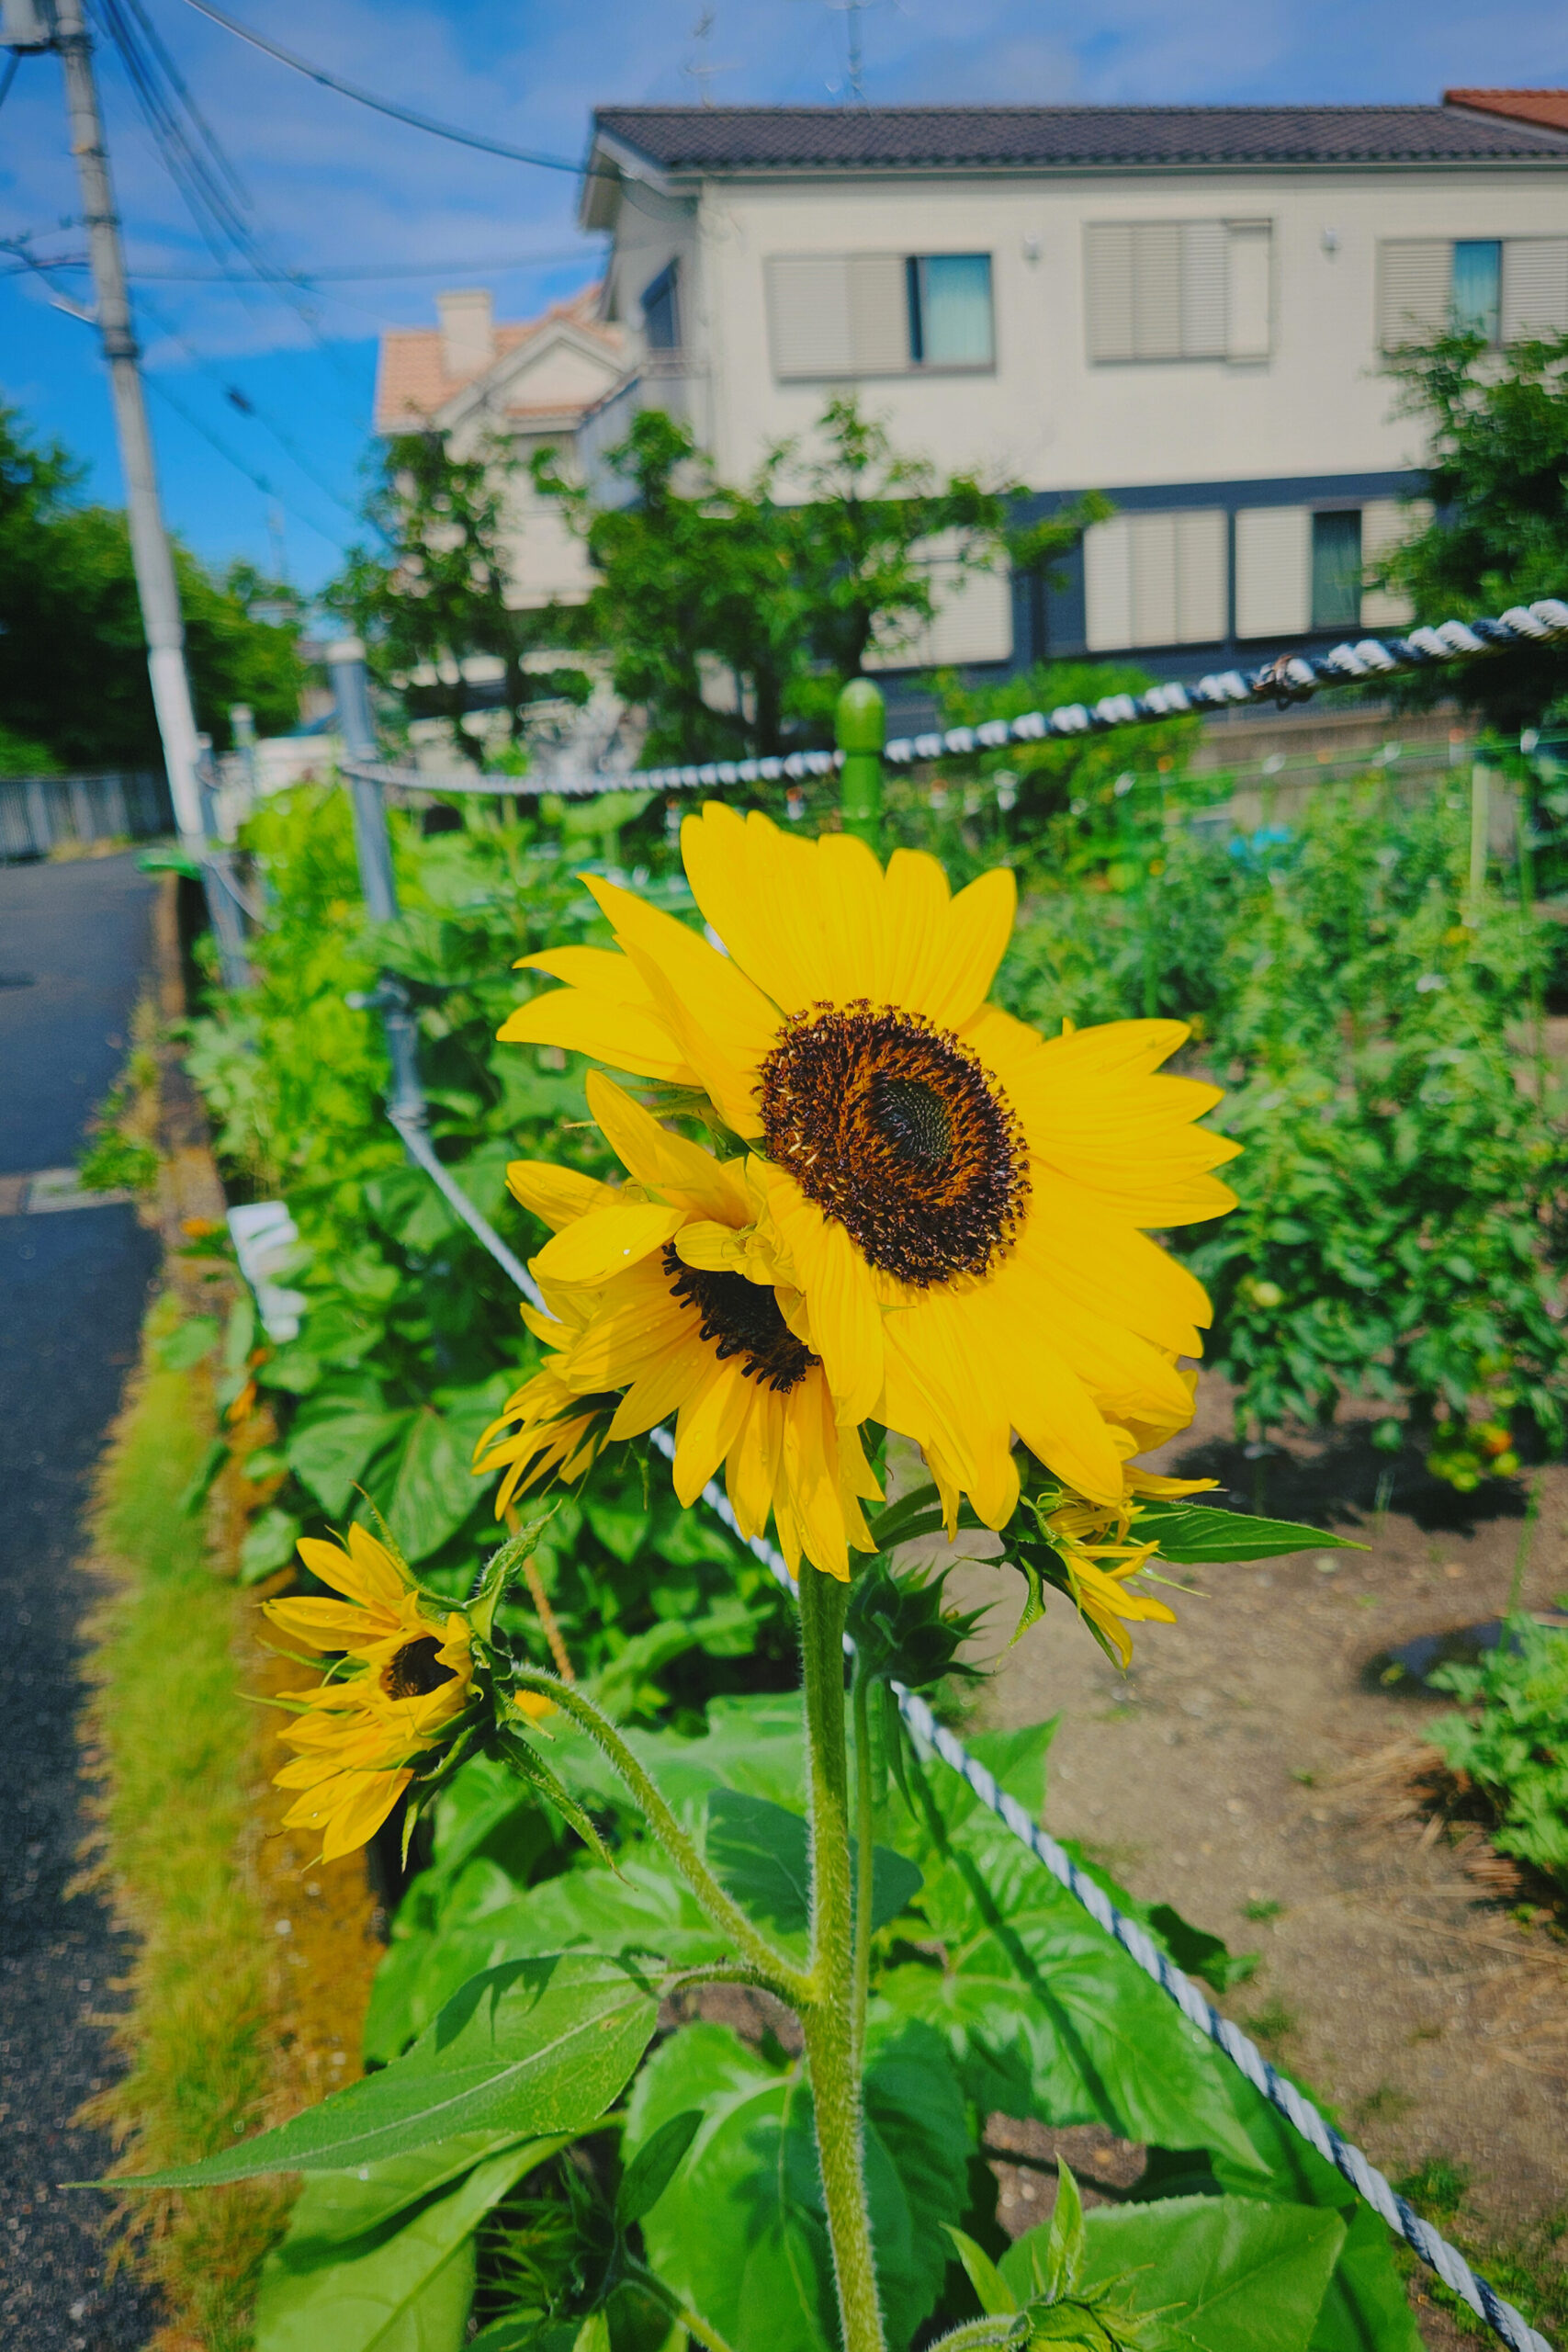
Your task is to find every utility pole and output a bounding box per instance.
[22,0,207,847]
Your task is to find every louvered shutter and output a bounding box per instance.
[1235,507,1311,638]
[1134,222,1183,358]
[1085,223,1135,362]
[1130,514,1179,645]
[1084,516,1134,650]
[1175,510,1228,640]
[848,254,910,373]
[1502,238,1568,340]
[764,255,853,377]
[1378,242,1451,349]
[1225,223,1272,359]
[1180,222,1227,357]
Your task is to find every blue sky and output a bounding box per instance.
[3,0,1564,596]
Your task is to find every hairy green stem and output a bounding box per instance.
[630,2265,742,2352]
[850,1665,875,2075]
[798,1568,886,2352]
[926,2321,1025,2350]
[508,1665,810,2005]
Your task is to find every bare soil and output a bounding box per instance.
[958,1375,1568,2336]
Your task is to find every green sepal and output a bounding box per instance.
[1041,2160,1087,2301]
[945,2224,1019,2317]
[496,1724,616,1871]
[1010,1555,1047,1647]
[468,1505,558,1644]
[1131,1500,1367,1564]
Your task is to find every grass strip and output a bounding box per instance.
[78,1290,289,2352]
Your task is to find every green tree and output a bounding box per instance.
[537,397,1103,766]
[1382,327,1568,730]
[331,430,591,767]
[0,401,302,768]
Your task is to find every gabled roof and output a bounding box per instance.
[373,286,621,434]
[589,102,1568,179]
[1446,88,1568,135]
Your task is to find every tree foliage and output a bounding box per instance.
[536,397,1105,765]
[1382,328,1568,730]
[0,401,302,770]
[331,430,592,766]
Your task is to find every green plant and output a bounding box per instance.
[1427,1615,1568,1889]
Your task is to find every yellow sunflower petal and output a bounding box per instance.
[262,1597,393,1652]
[586,876,778,1132]
[919,865,1017,1029]
[671,1354,752,1506]
[531,1201,685,1289]
[498,987,698,1084]
[295,1526,405,1616]
[507,1160,618,1233]
[607,1333,708,1440]
[585,1070,750,1224]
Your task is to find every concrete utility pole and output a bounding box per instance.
[38,0,207,845]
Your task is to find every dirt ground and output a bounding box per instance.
[960,1374,1568,2332]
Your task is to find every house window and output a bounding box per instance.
[1452,242,1501,342]
[907,254,994,367]
[1379,237,1568,347]
[763,252,993,379]
[1083,509,1228,651]
[1311,511,1363,630]
[641,261,680,352]
[1084,220,1272,364]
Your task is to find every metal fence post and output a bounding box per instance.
[838,677,885,853]
[327,636,426,1125]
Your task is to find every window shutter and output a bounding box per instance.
[1180,222,1227,357]
[1084,516,1134,650]
[1134,222,1183,358]
[849,254,910,373]
[1085,223,1135,362]
[1175,509,1228,640]
[1378,241,1451,349]
[925,564,1014,665]
[764,255,853,377]
[1235,507,1310,638]
[1360,498,1433,628]
[1225,223,1272,360]
[1129,514,1179,645]
[1502,238,1568,340]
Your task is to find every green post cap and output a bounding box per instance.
[836,676,886,752]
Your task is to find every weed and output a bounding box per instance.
[1246,1995,1298,2046]
[79,1295,288,2347]
[1243,1897,1284,1922]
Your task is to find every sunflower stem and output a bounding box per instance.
[798,1567,886,2352]
[850,1663,875,2075]
[506,1666,810,2007]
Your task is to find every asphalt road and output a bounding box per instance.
[0,854,164,2350]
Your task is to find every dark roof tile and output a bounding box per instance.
[592,103,1568,174]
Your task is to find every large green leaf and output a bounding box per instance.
[254,2134,561,2352]
[627,2019,971,2352]
[628,2023,835,2352]
[706,1790,923,1939]
[860,2018,971,2349]
[365,1860,726,2065]
[288,1399,412,1515]
[127,1955,659,2185]
[1003,2196,1345,2352]
[1134,1502,1364,1565]
[389,1406,485,1564]
[880,1773,1265,2173]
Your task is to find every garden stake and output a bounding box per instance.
[838,675,885,851]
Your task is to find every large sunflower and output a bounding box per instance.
[264,1525,476,1860]
[501,805,1236,1523]
[475,1069,880,1580]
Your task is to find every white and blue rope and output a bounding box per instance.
[343,598,1568,804]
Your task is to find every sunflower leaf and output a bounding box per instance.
[115,1954,660,2185]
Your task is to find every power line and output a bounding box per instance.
[175,0,592,174]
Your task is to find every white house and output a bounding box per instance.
[374,285,625,610]
[576,94,1568,678]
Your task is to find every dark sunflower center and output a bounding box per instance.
[757,1001,1029,1288]
[662,1244,818,1393]
[382,1636,455,1701]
